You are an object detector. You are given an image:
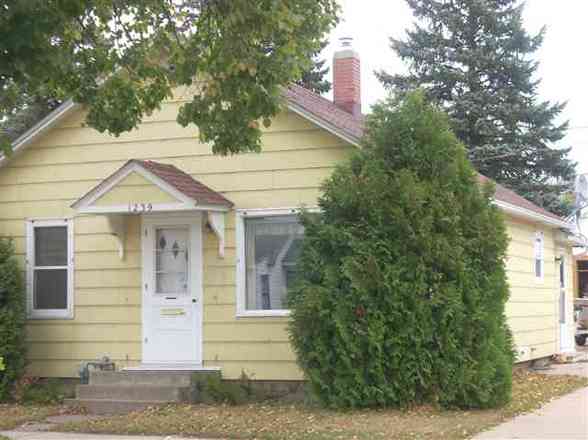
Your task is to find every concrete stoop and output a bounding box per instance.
[66,370,219,415]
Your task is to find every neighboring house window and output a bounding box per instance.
[534,231,544,279]
[237,210,304,316]
[26,219,74,319]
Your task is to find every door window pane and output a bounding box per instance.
[34,269,67,309]
[35,226,67,266]
[155,227,188,293]
[245,215,304,310]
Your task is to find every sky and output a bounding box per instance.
[320,0,588,175]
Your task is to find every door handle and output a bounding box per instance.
[165,297,177,300]
[192,299,197,303]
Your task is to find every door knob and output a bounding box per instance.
[192,299,197,303]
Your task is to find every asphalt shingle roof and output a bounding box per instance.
[134,159,233,207]
[284,83,563,223]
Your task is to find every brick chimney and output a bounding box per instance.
[333,37,361,117]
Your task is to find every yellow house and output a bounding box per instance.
[0,45,578,386]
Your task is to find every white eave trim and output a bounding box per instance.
[493,200,572,229]
[1,93,569,232]
[286,101,361,147]
[0,100,79,169]
[76,203,230,215]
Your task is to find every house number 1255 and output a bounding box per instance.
[128,203,153,213]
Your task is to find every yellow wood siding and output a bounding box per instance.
[0,98,571,379]
[504,217,571,361]
[93,172,179,206]
[0,100,353,378]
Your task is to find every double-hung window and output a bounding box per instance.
[26,219,74,319]
[534,231,544,280]
[237,210,305,317]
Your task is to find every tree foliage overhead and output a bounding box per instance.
[0,91,61,143]
[1,0,338,155]
[378,0,575,215]
[289,91,514,409]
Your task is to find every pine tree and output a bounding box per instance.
[296,41,332,94]
[378,0,575,215]
[289,92,514,409]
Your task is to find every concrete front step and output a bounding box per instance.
[77,384,189,401]
[66,398,173,415]
[72,370,224,414]
[89,371,197,387]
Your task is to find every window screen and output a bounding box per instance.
[31,224,70,314]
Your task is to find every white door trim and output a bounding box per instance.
[141,212,203,365]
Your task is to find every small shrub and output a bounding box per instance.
[193,372,259,405]
[17,378,69,405]
[0,238,26,401]
[289,92,514,409]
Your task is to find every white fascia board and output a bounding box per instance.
[2,94,569,233]
[0,100,79,169]
[286,102,361,147]
[494,200,572,230]
[76,203,230,215]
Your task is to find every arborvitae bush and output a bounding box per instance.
[0,238,26,401]
[289,92,514,409]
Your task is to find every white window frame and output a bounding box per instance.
[534,231,544,281]
[26,218,74,319]
[235,207,315,318]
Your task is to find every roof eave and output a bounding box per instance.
[285,101,361,147]
[493,199,571,229]
[1,93,567,229]
[0,99,79,169]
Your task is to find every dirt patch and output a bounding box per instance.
[54,371,588,440]
[0,405,60,431]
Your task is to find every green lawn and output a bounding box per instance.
[55,371,588,440]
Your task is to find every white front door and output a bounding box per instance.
[558,255,574,352]
[142,214,202,364]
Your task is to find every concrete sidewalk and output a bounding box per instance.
[474,355,588,440]
[1,433,214,440]
[474,385,588,439]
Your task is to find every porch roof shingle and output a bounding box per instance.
[134,159,233,207]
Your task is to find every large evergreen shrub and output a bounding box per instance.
[0,238,26,401]
[289,92,514,409]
